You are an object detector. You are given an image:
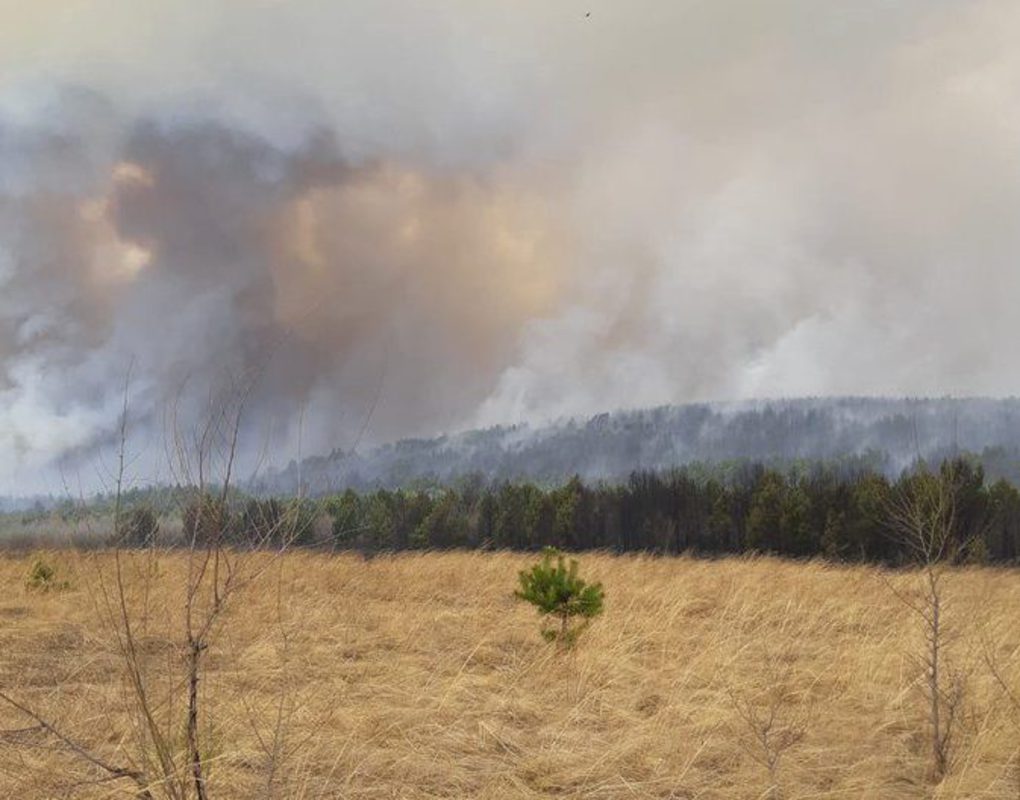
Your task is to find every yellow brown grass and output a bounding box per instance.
[0,550,1019,798]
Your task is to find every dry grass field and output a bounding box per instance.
[0,550,1019,799]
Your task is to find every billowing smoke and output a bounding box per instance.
[0,87,568,490]
[2,1,1020,492]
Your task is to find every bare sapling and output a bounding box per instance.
[728,651,811,800]
[884,462,973,782]
[165,373,322,798]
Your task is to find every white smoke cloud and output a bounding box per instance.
[2,0,1020,492]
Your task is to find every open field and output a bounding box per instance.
[1,551,1019,799]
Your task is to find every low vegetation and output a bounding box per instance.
[24,557,70,592]
[1,550,1020,798]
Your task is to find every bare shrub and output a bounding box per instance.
[728,651,811,799]
[0,371,317,798]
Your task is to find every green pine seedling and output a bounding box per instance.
[515,547,604,646]
[25,559,70,592]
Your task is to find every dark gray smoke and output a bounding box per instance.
[0,84,567,491]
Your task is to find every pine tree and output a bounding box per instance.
[515,547,604,646]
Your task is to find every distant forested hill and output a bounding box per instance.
[257,397,1020,493]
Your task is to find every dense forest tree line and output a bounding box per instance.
[7,455,1020,564]
[315,457,1018,563]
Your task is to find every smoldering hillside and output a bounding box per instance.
[259,397,1020,493]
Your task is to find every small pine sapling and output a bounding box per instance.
[515,547,604,645]
[25,558,70,592]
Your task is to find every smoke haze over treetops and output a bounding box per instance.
[2,0,1020,492]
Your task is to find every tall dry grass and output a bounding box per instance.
[0,550,1018,798]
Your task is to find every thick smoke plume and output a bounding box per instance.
[2,1,1020,492]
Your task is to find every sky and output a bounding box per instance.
[2,0,1020,493]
